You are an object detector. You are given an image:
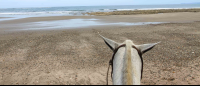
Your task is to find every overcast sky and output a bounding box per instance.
[0,0,200,8]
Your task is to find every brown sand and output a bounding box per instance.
[0,12,200,85]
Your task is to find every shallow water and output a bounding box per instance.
[0,14,68,22]
[20,19,166,30]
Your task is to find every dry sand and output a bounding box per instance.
[0,12,200,85]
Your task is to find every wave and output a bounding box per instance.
[136,8,190,10]
[0,11,84,15]
[99,9,117,11]
[116,7,200,11]
[68,10,86,11]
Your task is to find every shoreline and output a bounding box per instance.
[0,12,200,33]
[1,12,200,24]
[1,5,200,16]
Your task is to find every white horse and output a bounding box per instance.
[99,34,160,85]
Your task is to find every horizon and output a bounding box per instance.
[0,0,200,9]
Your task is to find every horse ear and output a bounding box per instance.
[98,33,119,51]
[136,42,160,54]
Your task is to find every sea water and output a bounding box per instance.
[0,4,200,17]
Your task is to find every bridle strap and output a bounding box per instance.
[106,44,143,85]
[106,44,125,85]
[110,44,126,78]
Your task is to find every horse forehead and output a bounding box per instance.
[122,40,135,45]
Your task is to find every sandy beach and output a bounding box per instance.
[0,12,200,85]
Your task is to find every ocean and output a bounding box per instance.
[0,4,200,16]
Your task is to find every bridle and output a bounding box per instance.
[106,44,143,85]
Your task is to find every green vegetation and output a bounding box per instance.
[86,8,200,16]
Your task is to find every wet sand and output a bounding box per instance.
[0,12,200,85]
[1,12,200,24]
[0,17,10,18]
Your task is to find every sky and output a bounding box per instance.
[0,0,200,8]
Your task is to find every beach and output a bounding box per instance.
[0,11,200,85]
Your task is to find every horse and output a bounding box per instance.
[99,33,160,85]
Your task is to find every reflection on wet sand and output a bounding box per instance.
[20,19,166,30]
